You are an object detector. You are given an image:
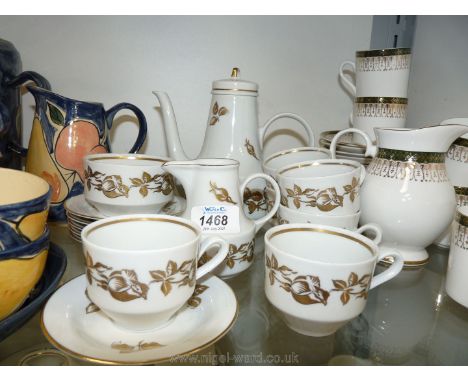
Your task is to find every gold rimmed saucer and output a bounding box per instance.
[40,274,238,365]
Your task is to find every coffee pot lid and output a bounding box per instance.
[212,68,258,92]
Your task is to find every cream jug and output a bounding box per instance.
[162,158,280,278]
[153,68,314,219]
[330,125,468,267]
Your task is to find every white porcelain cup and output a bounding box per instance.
[264,223,404,337]
[276,159,365,216]
[446,206,468,308]
[81,214,229,331]
[262,147,331,180]
[83,154,174,216]
[351,97,407,144]
[339,48,411,98]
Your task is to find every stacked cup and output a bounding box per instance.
[339,47,411,145]
[0,168,51,321]
[275,158,381,239]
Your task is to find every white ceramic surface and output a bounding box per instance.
[446,206,468,308]
[154,70,315,220]
[81,214,229,331]
[277,205,360,229]
[163,159,280,279]
[83,154,173,216]
[264,223,403,337]
[277,159,365,216]
[262,147,331,179]
[41,274,238,365]
[339,48,411,98]
[331,126,468,266]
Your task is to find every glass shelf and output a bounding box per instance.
[1,224,467,366]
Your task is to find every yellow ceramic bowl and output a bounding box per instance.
[0,228,49,320]
[0,168,51,251]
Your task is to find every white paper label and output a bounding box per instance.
[191,205,240,234]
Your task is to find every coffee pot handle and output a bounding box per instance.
[339,61,356,96]
[240,173,280,234]
[259,113,315,150]
[369,250,404,290]
[196,236,229,279]
[105,103,148,154]
[6,71,52,157]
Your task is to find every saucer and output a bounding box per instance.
[0,243,67,341]
[64,194,186,220]
[41,274,238,365]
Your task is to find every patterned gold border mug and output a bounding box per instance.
[351,97,407,143]
[339,48,411,98]
[81,214,228,331]
[264,223,404,336]
[446,206,468,308]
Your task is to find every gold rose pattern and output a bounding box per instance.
[209,181,236,204]
[244,139,259,160]
[266,254,371,306]
[84,166,173,199]
[243,187,268,214]
[283,177,359,212]
[85,252,195,302]
[111,341,164,353]
[187,284,209,308]
[198,239,255,270]
[209,102,229,126]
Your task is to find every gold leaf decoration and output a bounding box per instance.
[244,139,259,160]
[209,181,236,204]
[111,341,164,353]
[209,102,229,126]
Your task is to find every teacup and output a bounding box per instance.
[0,227,49,320]
[276,159,365,216]
[351,97,407,144]
[83,154,174,216]
[264,223,403,337]
[339,47,411,97]
[0,168,50,251]
[446,206,468,308]
[262,147,331,180]
[81,214,229,331]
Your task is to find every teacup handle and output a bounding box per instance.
[339,61,356,96]
[369,250,404,290]
[355,223,383,245]
[6,71,52,157]
[330,128,378,160]
[259,113,315,150]
[196,236,229,279]
[105,103,148,154]
[240,173,280,233]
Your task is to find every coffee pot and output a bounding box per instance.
[162,158,280,278]
[153,68,315,218]
[331,125,468,267]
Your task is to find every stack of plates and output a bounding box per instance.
[64,195,186,243]
[319,130,373,166]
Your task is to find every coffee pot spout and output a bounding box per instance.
[153,91,189,161]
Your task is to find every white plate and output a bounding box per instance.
[319,131,367,154]
[65,195,186,220]
[41,274,238,365]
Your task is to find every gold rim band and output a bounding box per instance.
[356,48,411,57]
[355,97,408,105]
[278,161,359,175]
[84,217,198,238]
[264,148,329,165]
[87,156,168,163]
[212,88,258,93]
[40,275,239,366]
[269,227,374,255]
